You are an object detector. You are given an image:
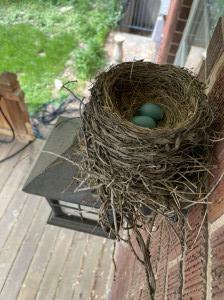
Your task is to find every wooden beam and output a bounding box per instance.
[0,72,34,142]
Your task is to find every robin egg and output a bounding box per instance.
[139,103,164,121]
[132,116,156,129]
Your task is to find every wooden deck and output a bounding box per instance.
[0,139,114,300]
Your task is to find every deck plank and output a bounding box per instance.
[0,200,50,300]
[0,198,42,292]
[16,225,60,300]
[0,140,43,250]
[0,140,43,220]
[0,140,114,300]
[71,235,105,300]
[91,239,114,300]
[0,142,24,187]
[0,192,29,250]
[35,228,75,300]
[54,232,89,300]
[0,141,15,161]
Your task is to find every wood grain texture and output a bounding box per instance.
[0,72,34,142]
[0,140,42,219]
[35,228,74,300]
[71,235,105,300]
[17,225,59,300]
[0,140,114,300]
[91,239,114,300]
[0,142,24,187]
[0,201,50,300]
[0,199,41,293]
[54,232,89,300]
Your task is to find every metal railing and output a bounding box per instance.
[119,0,161,34]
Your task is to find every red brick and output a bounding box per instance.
[150,219,163,270]
[211,226,224,246]
[182,0,193,6]
[172,32,183,43]
[207,58,224,222]
[212,290,224,300]
[110,17,224,300]
[168,242,182,261]
[167,55,175,64]
[179,6,191,20]
[154,225,170,299]
[211,226,224,299]
[183,205,208,299]
[157,0,182,63]
[169,43,179,54]
[183,290,205,300]
[176,20,187,32]
[167,263,183,299]
[140,289,151,300]
[110,242,137,300]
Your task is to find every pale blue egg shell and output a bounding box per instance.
[132,116,156,129]
[139,103,164,121]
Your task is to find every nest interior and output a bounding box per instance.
[79,61,214,233]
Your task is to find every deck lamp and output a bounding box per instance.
[23,116,116,239]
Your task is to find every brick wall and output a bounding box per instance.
[206,20,224,297]
[110,17,224,300]
[110,238,150,300]
[157,0,193,64]
[210,225,224,299]
[183,206,208,299]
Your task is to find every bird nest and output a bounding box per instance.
[79,62,214,234]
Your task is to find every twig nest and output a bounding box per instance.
[79,61,214,232]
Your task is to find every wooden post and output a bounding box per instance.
[0,72,34,142]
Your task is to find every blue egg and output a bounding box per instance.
[132,116,156,129]
[139,103,164,121]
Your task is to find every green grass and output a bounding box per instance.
[0,0,119,111]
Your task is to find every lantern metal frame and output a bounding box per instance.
[23,116,117,239]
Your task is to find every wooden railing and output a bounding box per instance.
[0,72,34,142]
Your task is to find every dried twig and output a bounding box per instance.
[72,62,215,298]
[42,150,79,167]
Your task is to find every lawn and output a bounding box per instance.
[0,0,119,112]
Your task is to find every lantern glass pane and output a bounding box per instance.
[58,200,99,221]
[82,210,99,221]
[58,200,80,217]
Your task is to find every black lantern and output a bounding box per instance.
[23,116,116,239]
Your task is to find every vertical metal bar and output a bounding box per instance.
[141,0,147,29]
[48,199,64,216]
[126,0,133,27]
[121,0,159,33]
[147,0,153,31]
[140,0,147,29]
[136,0,140,27]
[140,0,145,29]
[132,0,137,27]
